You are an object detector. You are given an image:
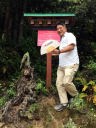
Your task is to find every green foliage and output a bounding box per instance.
[70,95,86,111]
[18,37,37,57]
[81,80,96,105]
[74,76,96,106]
[36,79,48,95]
[86,60,96,72]
[0,39,21,79]
[75,77,87,85]
[6,81,16,99]
[64,118,77,128]
[6,88,16,99]
[28,103,39,113]
[74,75,96,106]
[80,59,96,81]
[0,82,4,95]
[0,97,6,108]
[74,0,96,67]
[74,76,87,93]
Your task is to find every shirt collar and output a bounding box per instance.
[63,32,67,37]
[60,32,67,40]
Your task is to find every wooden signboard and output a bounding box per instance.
[37,30,60,88]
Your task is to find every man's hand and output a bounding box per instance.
[51,49,59,55]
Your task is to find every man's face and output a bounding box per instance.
[57,25,67,37]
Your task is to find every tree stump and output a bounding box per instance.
[1,52,37,123]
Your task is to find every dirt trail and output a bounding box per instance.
[0,96,96,128]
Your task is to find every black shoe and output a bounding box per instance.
[54,103,68,111]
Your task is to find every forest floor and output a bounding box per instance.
[0,95,96,128]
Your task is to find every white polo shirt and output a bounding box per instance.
[59,32,79,67]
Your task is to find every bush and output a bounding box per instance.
[0,39,21,79]
[36,79,48,95]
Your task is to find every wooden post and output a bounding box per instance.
[46,52,52,88]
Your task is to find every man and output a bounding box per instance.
[52,22,79,111]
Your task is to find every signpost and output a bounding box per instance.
[24,13,75,88]
[37,30,60,87]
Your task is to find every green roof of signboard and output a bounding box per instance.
[24,13,75,17]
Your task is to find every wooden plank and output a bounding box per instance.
[46,53,52,88]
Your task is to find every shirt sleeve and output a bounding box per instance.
[67,33,76,45]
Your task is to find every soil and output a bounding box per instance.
[0,95,96,128]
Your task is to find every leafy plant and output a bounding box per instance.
[0,39,21,79]
[6,81,16,99]
[74,77,96,107]
[82,80,96,105]
[28,103,39,113]
[36,79,48,95]
[69,94,86,111]
[74,77,87,92]
[7,88,16,99]
[0,97,6,108]
[86,60,96,72]
[64,118,77,128]
[74,77,87,85]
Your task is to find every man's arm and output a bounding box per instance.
[52,43,75,55]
